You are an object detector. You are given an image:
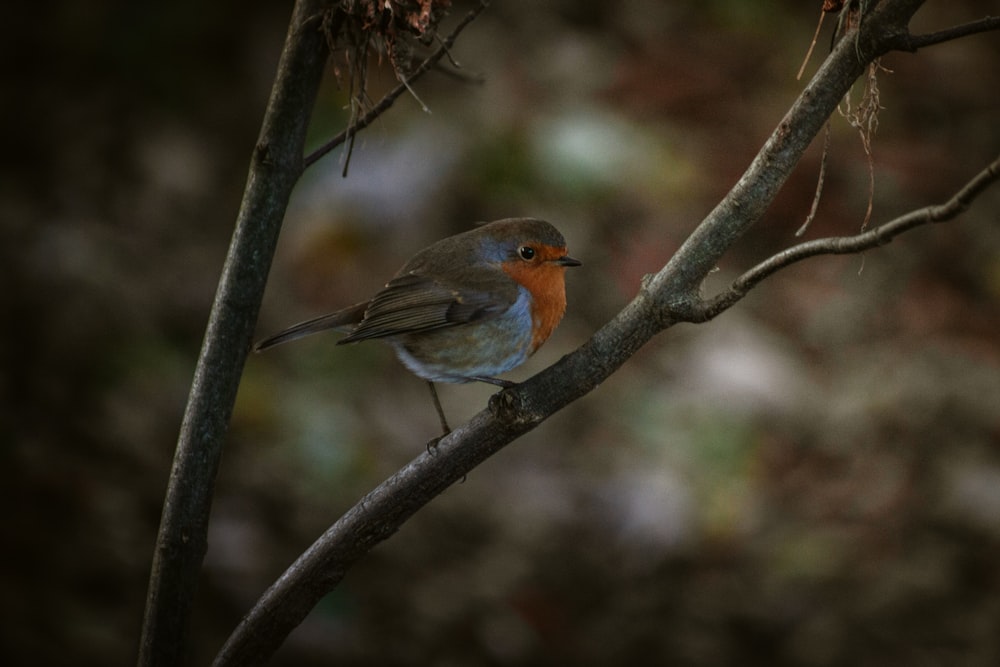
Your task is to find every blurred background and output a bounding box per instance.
[4,1,1000,665]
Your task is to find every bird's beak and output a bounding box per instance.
[555,255,582,267]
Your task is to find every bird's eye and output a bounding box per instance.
[518,246,536,260]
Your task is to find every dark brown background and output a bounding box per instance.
[3,1,1000,664]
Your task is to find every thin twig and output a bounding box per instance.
[304,0,491,170]
[435,31,463,68]
[400,75,432,114]
[797,9,827,81]
[796,121,832,236]
[893,15,1000,52]
[696,154,1000,321]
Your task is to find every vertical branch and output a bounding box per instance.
[137,1,332,664]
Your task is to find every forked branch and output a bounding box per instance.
[891,15,1000,52]
[694,154,1000,322]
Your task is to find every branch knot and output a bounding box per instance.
[488,387,526,426]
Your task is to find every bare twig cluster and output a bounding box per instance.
[326,0,453,103]
[315,0,489,175]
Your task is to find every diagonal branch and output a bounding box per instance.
[693,153,1000,322]
[303,0,491,171]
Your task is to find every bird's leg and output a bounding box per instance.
[425,378,514,453]
[426,382,451,452]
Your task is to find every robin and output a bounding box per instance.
[255,217,581,435]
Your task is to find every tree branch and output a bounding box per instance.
[693,153,1000,322]
[303,0,491,171]
[644,0,923,323]
[212,1,963,664]
[137,1,333,665]
[891,15,1000,52]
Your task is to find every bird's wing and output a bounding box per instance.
[339,270,517,343]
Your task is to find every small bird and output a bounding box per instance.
[255,218,581,435]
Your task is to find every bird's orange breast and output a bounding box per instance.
[501,246,569,352]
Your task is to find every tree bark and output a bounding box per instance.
[137,2,332,664]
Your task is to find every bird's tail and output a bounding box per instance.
[254,302,368,352]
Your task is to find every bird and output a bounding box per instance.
[254,217,581,436]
